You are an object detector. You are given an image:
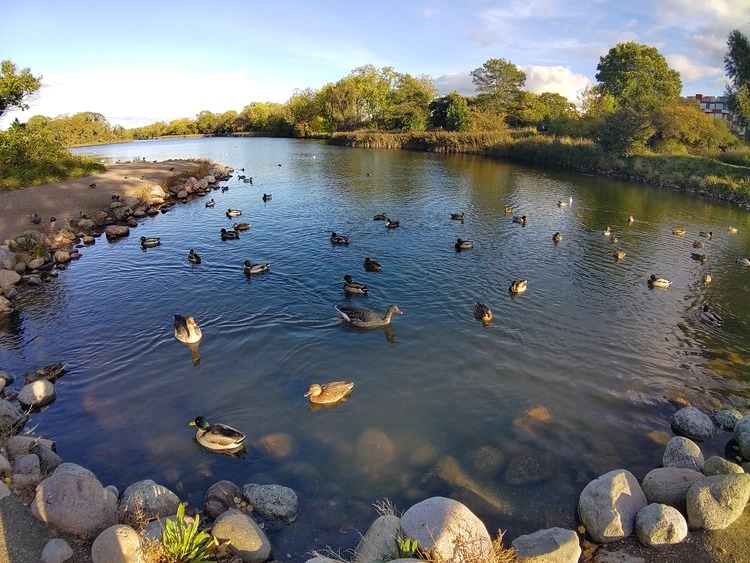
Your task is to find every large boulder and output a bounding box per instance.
[734,415,750,459]
[714,409,743,430]
[204,480,242,521]
[118,479,180,524]
[91,524,144,563]
[242,483,298,523]
[31,463,117,538]
[578,469,647,544]
[104,225,129,239]
[17,230,50,247]
[663,437,704,472]
[400,497,492,563]
[0,247,16,270]
[0,398,26,432]
[641,467,703,513]
[672,407,713,441]
[512,527,581,563]
[0,269,21,290]
[687,474,750,530]
[634,504,687,547]
[212,508,273,563]
[354,514,402,563]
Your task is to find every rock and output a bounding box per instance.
[25,362,66,384]
[7,435,55,458]
[26,275,42,286]
[672,406,713,441]
[687,473,750,529]
[0,295,11,313]
[77,219,95,230]
[578,469,647,544]
[18,230,50,247]
[472,445,505,475]
[423,455,511,513]
[126,218,138,228]
[104,225,129,239]
[634,504,687,547]
[0,269,21,289]
[593,550,645,563]
[51,250,70,264]
[82,235,95,245]
[105,485,119,501]
[146,208,160,216]
[400,497,492,563]
[0,454,11,478]
[177,190,188,199]
[123,196,139,208]
[354,514,401,563]
[356,428,394,473]
[205,175,216,184]
[0,398,26,431]
[11,453,41,489]
[703,456,744,476]
[212,508,273,563]
[18,380,56,408]
[31,463,118,538]
[641,467,703,513]
[118,479,180,524]
[41,538,74,563]
[253,433,295,458]
[150,185,166,198]
[133,209,146,218]
[204,480,241,520]
[734,415,750,459]
[27,258,44,270]
[32,442,63,474]
[12,262,25,274]
[663,436,704,472]
[0,247,16,270]
[0,481,9,500]
[242,483,298,523]
[92,212,108,226]
[512,527,581,563]
[505,451,558,484]
[91,524,144,563]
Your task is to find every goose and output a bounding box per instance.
[140,236,161,248]
[189,416,244,451]
[363,257,382,272]
[455,238,474,250]
[342,275,368,294]
[509,280,527,294]
[174,314,202,343]
[331,232,349,245]
[188,249,201,264]
[220,228,240,240]
[243,260,269,275]
[474,302,492,322]
[699,305,724,328]
[647,275,671,288]
[304,382,354,404]
[336,305,402,328]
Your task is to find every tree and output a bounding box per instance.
[317,79,358,132]
[285,88,322,136]
[724,29,750,131]
[650,99,736,153]
[349,65,398,128]
[595,42,682,108]
[446,95,471,131]
[507,91,577,127]
[470,58,526,109]
[384,73,437,131]
[0,60,42,118]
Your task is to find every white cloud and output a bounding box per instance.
[434,72,476,96]
[521,66,592,104]
[665,54,723,81]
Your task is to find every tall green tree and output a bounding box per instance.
[349,65,398,128]
[507,91,577,127]
[470,58,526,109]
[318,78,358,132]
[0,60,42,118]
[384,73,437,131]
[446,95,471,131]
[595,42,682,108]
[724,29,750,131]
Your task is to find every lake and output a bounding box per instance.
[4,137,750,557]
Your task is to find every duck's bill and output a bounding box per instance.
[189,421,197,426]
[303,391,312,397]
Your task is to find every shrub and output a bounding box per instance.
[161,503,214,563]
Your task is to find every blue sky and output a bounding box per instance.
[1,0,748,128]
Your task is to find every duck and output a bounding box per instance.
[451,212,465,221]
[557,197,572,207]
[672,229,686,236]
[602,227,612,236]
[699,305,724,328]
[363,257,382,272]
[647,275,671,288]
[243,260,269,275]
[610,235,618,243]
[367,172,373,176]
[628,215,634,223]
[262,193,272,202]
[336,305,402,328]
[474,302,492,322]
[140,236,161,248]
[342,275,368,294]
[205,199,215,208]
[699,231,713,239]
[221,186,229,193]
[331,232,349,245]
[553,232,562,243]
[505,206,515,214]
[613,251,626,260]
[512,215,527,225]
[28,213,41,225]
[385,219,400,228]
[691,253,708,264]
[703,274,712,285]
[233,222,251,231]
[189,416,245,451]
[188,249,201,264]
[738,258,750,266]
[226,208,242,217]
[220,228,240,240]
[509,279,527,294]
[304,382,354,404]
[174,314,202,343]
[455,238,474,250]
[373,213,387,221]
[693,241,705,248]
[729,226,738,233]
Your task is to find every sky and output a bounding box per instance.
[1,0,749,129]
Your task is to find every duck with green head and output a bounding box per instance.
[342,275,368,294]
[243,260,269,275]
[189,416,245,451]
[140,236,161,248]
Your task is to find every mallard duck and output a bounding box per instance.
[505,206,515,214]
[336,305,402,327]
[610,235,618,243]
[509,279,527,294]
[647,275,671,288]
[512,215,527,225]
[331,232,349,245]
[474,302,492,322]
[205,199,215,208]
[613,251,626,260]
[628,215,634,223]
[226,208,242,217]
[699,231,713,238]
[304,382,354,404]
[174,314,202,343]
[262,193,272,201]
[220,228,240,240]
[703,274,712,285]
[342,275,368,294]
[373,213,387,221]
[602,227,612,236]
[385,219,400,228]
[699,305,724,327]
[672,229,686,236]
[455,238,474,250]
[451,212,465,221]
[557,197,572,207]
[233,222,251,231]
[729,226,738,233]
[221,186,229,193]
[243,260,269,275]
[553,232,562,243]
[738,258,750,266]
[188,249,201,264]
[140,236,161,248]
[693,241,704,248]
[363,257,382,272]
[691,253,708,263]
[28,212,41,224]
[189,416,245,451]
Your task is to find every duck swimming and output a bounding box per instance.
[451,212,465,221]
[205,199,215,208]
[691,253,708,263]
[342,275,368,294]
[363,257,382,272]
[233,222,251,231]
[226,208,242,217]
[509,280,528,294]
[610,235,618,243]
[188,249,201,264]
[512,215,527,225]
[373,213,387,221]
[474,302,492,322]
[613,251,626,260]
[304,382,354,404]
[602,227,612,236]
[699,305,723,328]
[738,258,750,266]
[703,274,712,284]
[385,219,400,228]
[557,197,572,207]
[455,238,474,250]
[672,229,686,236]
[243,260,269,275]
[553,232,562,243]
[647,275,671,288]
[262,193,272,202]
[189,416,244,451]
[140,236,161,248]
[220,228,240,240]
[699,231,713,239]
[628,215,634,223]
[693,241,704,248]
[174,314,202,343]
[729,226,738,233]
[336,305,402,327]
[331,232,349,245]
[505,206,515,214]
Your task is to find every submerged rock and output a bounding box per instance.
[242,483,298,523]
[672,407,713,441]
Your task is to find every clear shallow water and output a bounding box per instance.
[4,137,750,555]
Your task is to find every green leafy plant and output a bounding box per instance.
[397,536,419,559]
[161,502,214,563]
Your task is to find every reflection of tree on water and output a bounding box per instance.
[0,310,24,347]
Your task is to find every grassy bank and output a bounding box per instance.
[330,131,750,204]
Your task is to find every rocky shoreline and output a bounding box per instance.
[0,160,749,562]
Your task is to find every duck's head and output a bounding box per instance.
[221,228,227,233]
[140,237,146,242]
[703,304,710,312]
[190,416,210,429]
[648,275,657,282]
[331,232,337,237]
[304,384,322,397]
[243,260,252,267]
[457,239,463,244]
[342,275,353,283]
